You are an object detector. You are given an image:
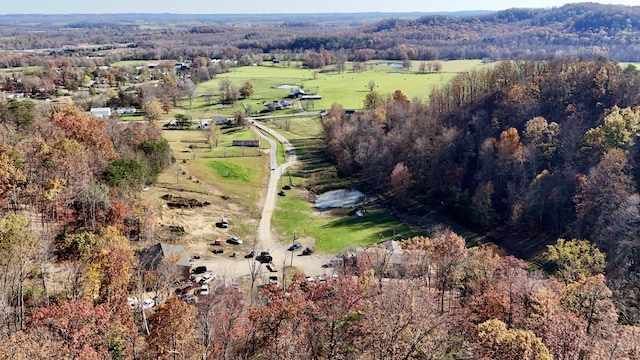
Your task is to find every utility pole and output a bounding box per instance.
[291,230,297,267]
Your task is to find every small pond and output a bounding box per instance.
[314,189,365,209]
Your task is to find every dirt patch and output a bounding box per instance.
[161,194,212,209]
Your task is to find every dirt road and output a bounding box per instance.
[252,123,331,277]
[183,122,334,286]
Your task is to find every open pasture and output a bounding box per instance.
[193,59,491,114]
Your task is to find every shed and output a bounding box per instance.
[90,107,111,118]
[232,140,260,147]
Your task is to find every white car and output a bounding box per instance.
[199,284,210,296]
[142,298,155,310]
[127,297,138,309]
[227,236,243,245]
[200,273,216,284]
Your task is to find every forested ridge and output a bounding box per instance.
[322,58,640,326]
[2,3,640,63]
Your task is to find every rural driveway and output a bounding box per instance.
[251,123,331,276]
[192,122,333,285]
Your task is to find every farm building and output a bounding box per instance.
[287,89,305,98]
[90,107,111,118]
[232,139,261,147]
[300,94,322,100]
[116,108,136,115]
[138,242,191,280]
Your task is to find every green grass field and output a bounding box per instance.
[190,59,491,116]
[161,126,269,210]
[272,190,411,252]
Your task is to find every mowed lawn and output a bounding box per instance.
[161,127,269,211]
[193,59,491,113]
[263,114,411,252]
[272,190,411,253]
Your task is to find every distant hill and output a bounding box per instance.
[1,3,640,61]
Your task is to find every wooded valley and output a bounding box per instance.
[0,2,640,359]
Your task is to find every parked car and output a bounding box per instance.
[288,243,302,251]
[244,251,255,259]
[192,265,207,274]
[227,236,243,245]
[322,257,344,268]
[278,190,286,196]
[212,239,222,246]
[255,251,273,263]
[127,297,138,309]
[212,248,224,254]
[142,298,155,309]
[221,217,229,228]
[200,273,215,284]
[199,284,209,296]
[282,185,291,190]
[266,262,278,272]
[175,283,194,295]
[302,247,313,256]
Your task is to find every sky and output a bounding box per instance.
[1,0,639,14]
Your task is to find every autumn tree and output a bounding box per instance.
[574,148,633,237]
[219,78,239,104]
[142,99,163,122]
[147,297,200,360]
[239,81,254,99]
[0,213,40,330]
[205,123,222,149]
[471,181,496,228]
[389,162,411,207]
[23,300,132,359]
[0,146,26,206]
[234,109,247,128]
[459,245,501,304]
[49,104,116,174]
[361,280,455,359]
[92,246,136,304]
[431,230,467,313]
[539,312,588,360]
[561,274,618,337]
[523,116,560,167]
[584,106,640,151]
[363,90,383,110]
[546,238,605,284]
[400,236,433,286]
[476,319,551,360]
[195,284,247,359]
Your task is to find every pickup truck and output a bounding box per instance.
[255,251,273,264]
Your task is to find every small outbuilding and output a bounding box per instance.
[232,140,261,147]
[90,107,111,118]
